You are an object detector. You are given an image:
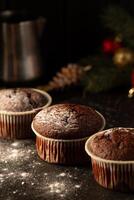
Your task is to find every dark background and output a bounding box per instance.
[0,0,134,80]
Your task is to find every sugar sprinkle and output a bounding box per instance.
[0,139,83,200]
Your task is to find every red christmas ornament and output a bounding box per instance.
[131,70,134,87]
[102,39,121,54]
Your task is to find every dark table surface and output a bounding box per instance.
[1,87,134,200]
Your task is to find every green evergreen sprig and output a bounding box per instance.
[80,55,132,93]
[102,5,134,48]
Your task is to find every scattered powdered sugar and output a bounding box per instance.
[11,141,20,147]
[0,139,84,200]
[48,182,66,193]
[75,184,81,188]
[34,170,83,199]
[0,140,35,164]
[21,181,25,185]
[0,171,32,185]
[20,172,30,178]
[13,190,18,194]
[35,178,81,199]
[56,172,66,177]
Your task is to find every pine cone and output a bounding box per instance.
[38,63,91,91]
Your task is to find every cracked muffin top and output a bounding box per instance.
[89,128,134,161]
[0,88,47,112]
[32,103,104,139]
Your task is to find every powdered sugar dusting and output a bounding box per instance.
[48,182,65,193]
[57,172,66,177]
[0,139,86,200]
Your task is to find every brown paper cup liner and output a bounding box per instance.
[85,128,134,192]
[31,112,105,165]
[0,89,52,139]
[32,126,89,164]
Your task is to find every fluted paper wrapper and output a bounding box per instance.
[0,89,52,139]
[91,159,134,191]
[35,133,89,165]
[0,112,36,139]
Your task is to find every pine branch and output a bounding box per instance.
[102,5,134,48]
[83,67,131,93]
[81,56,132,93]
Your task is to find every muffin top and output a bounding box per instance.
[89,128,134,161]
[0,88,47,112]
[32,103,104,139]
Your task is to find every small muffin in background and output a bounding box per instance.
[0,88,52,139]
[32,103,105,165]
[85,127,134,192]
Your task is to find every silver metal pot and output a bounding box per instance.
[0,10,46,83]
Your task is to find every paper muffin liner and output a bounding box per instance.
[33,127,89,164]
[0,89,52,139]
[85,129,134,192]
[31,111,106,164]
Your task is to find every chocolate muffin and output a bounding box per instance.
[0,88,47,112]
[85,128,134,191]
[32,104,104,139]
[90,128,134,161]
[0,88,52,139]
[32,103,105,164]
